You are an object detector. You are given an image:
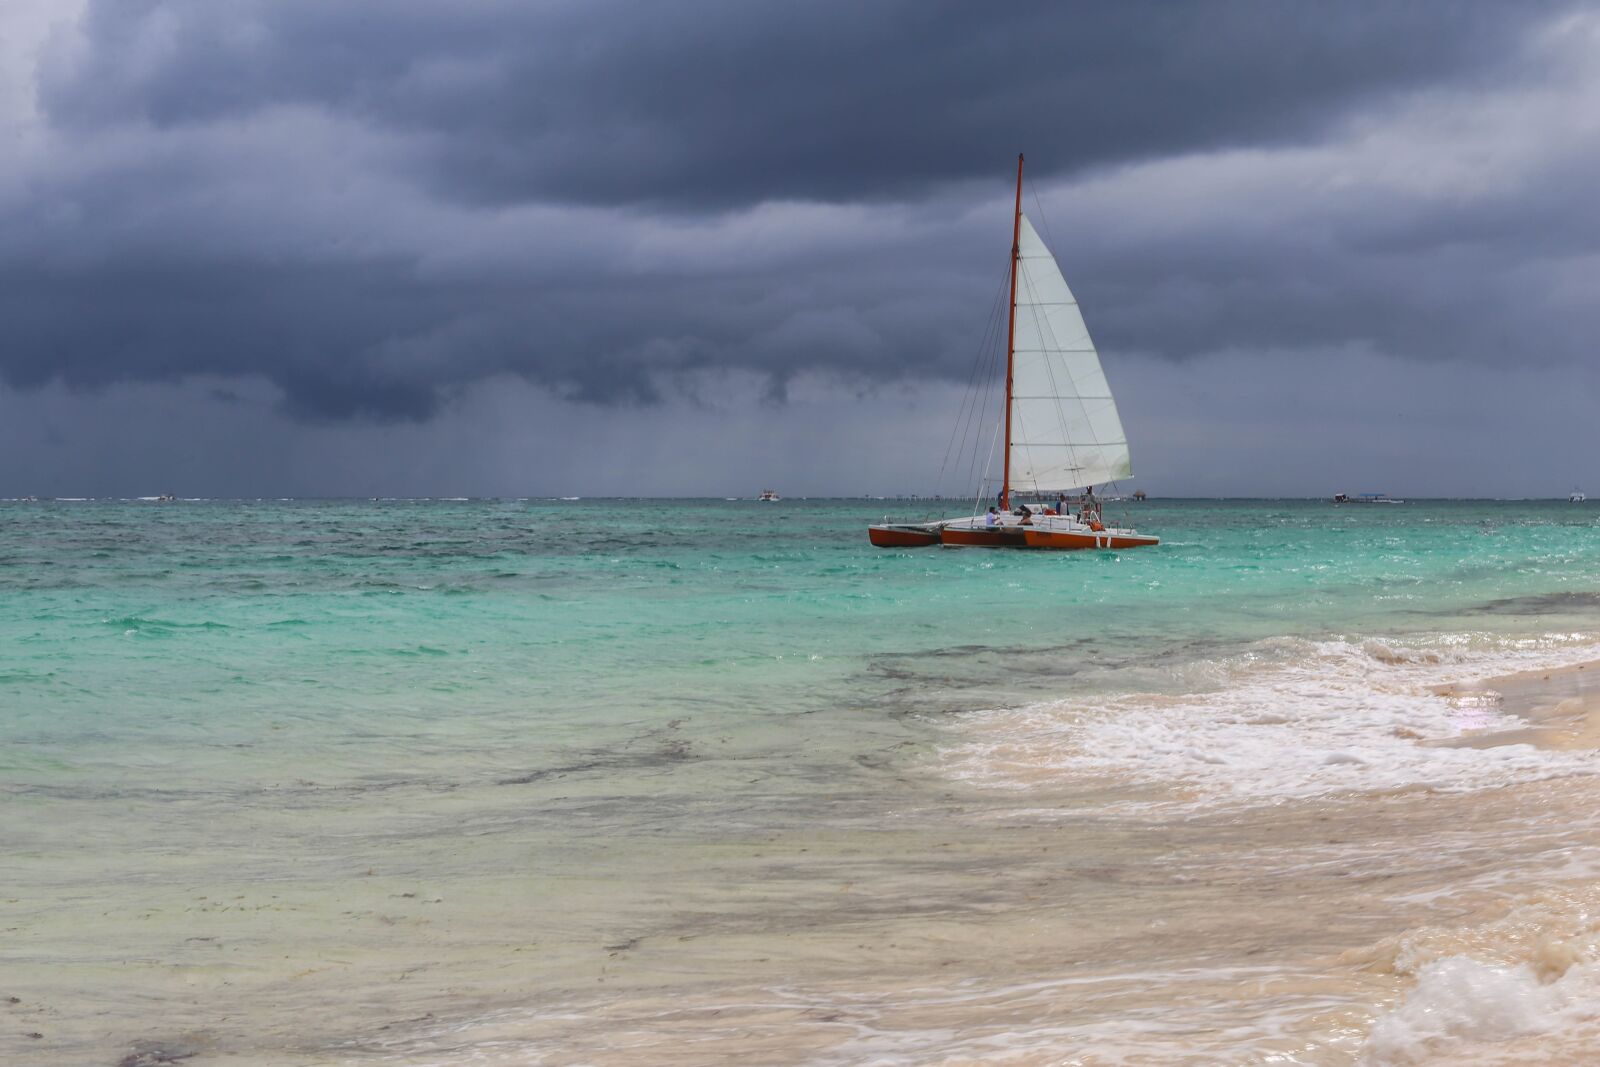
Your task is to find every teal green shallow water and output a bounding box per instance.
[4,498,1600,1064]
[4,499,1597,780]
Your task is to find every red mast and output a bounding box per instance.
[1001,153,1023,513]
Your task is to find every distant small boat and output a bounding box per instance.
[758,489,781,502]
[1333,492,1403,504]
[1571,489,1587,503]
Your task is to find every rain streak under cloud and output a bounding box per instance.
[2,0,1598,496]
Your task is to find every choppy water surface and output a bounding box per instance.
[4,498,1600,1065]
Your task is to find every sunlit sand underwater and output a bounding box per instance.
[4,498,1600,1065]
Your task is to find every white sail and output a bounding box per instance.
[1008,214,1132,491]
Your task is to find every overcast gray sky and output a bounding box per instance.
[3,0,1597,497]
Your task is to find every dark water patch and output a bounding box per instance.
[1468,591,1600,616]
[499,743,697,786]
[865,637,1105,681]
[356,645,454,658]
[100,616,233,633]
[860,633,1271,721]
[117,1036,205,1065]
[207,577,268,591]
[6,774,445,805]
[873,643,1018,661]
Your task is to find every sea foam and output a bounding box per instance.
[1357,884,1600,1063]
[940,633,1600,810]
[1362,957,1600,1064]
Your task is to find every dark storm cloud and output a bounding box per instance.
[2,0,1590,423]
[39,0,1545,207]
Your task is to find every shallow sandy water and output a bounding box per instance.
[12,656,1600,1066]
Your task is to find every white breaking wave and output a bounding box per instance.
[1362,957,1600,1065]
[1356,878,1600,1065]
[940,632,1600,810]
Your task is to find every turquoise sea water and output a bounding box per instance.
[5,498,1600,1064]
[6,499,1596,775]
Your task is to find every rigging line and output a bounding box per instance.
[974,414,1002,517]
[939,260,1007,484]
[1028,178,1057,266]
[951,292,1003,506]
[942,258,1009,493]
[963,301,1005,501]
[967,325,1004,503]
[953,260,1004,499]
[942,259,1012,498]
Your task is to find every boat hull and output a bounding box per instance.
[1022,528,1160,550]
[867,523,942,548]
[940,525,1028,548]
[871,512,1158,551]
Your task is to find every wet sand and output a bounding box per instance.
[1435,658,1600,750]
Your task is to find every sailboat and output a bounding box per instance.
[867,154,1158,551]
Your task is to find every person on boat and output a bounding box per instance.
[1057,493,1070,516]
[985,507,1000,527]
[1019,505,1034,526]
[1078,486,1107,531]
